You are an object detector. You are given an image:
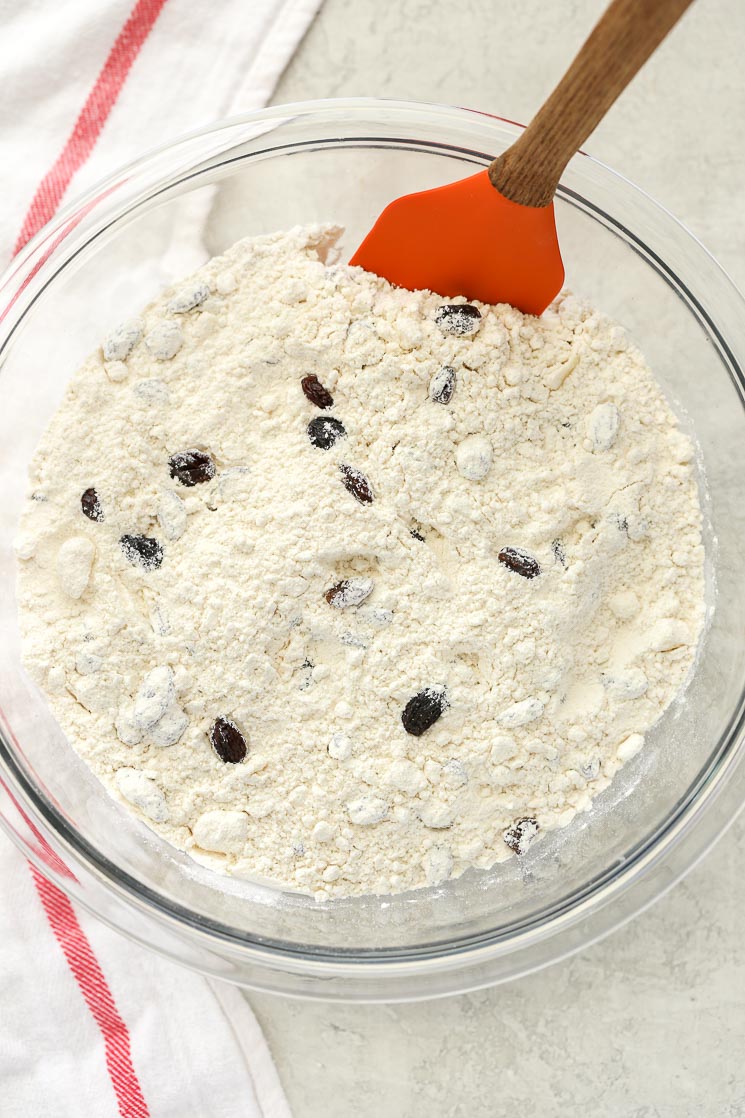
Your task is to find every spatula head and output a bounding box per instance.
[350,168,564,317]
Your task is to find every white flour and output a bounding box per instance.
[16,225,705,899]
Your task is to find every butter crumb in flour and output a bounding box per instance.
[16,225,705,899]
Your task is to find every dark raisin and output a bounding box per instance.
[308,416,346,450]
[429,366,456,404]
[119,534,164,570]
[581,758,600,781]
[298,659,314,691]
[339,463,373,504]
[301,374,334,410]
[340,631,367,649]
[434,304,482,336]
[324,577,374,608]
[551,539,566,567]
[81,487,104,522]
[498,547,541,579]
[168,449,216,487]
[504,817,539,855]
[401,688,447,736]
[209,717,247,763]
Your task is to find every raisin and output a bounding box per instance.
[81,487,104,522]
[168,282,210,314]
[434,304,482,336]
[308,416,346,450]
[504,817,539,855]
[498,547,541,579]
[456,434,492,481]
[339,463,373,504]
[429,366,456,404]
[324,576,374,608]
[301,374,334,410]
[298,659,314,691]
[588,402,620,452]
[340,631,367,648]
[103,318,143,361]
[168,449,216,487]
[551,539,566,567]
[120,534,164,570]
[328,731,353,760]
[145,321,183,360]
[209,717,247,763]
[401,688,447,736]
[581,758,600,780]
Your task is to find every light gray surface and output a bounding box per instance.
[246,2,745,1115]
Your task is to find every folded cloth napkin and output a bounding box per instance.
[0,0,322,1114]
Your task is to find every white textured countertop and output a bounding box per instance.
[247,3,745,1114]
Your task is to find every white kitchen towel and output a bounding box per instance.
[0,839,292,1118]
[0,0,322,1115]
[2,0,322,261]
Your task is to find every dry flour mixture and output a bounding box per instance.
[16,225,705,899]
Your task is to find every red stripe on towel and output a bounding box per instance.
[31,867,150,1118]
[0,713,149,1115]
[7,4,172,1113]
[13,0,168,254]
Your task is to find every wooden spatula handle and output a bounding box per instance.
[489,0,695,207]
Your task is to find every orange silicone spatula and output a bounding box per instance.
[351,0,694,316]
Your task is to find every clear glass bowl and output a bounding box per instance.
[1,99,744,1003]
